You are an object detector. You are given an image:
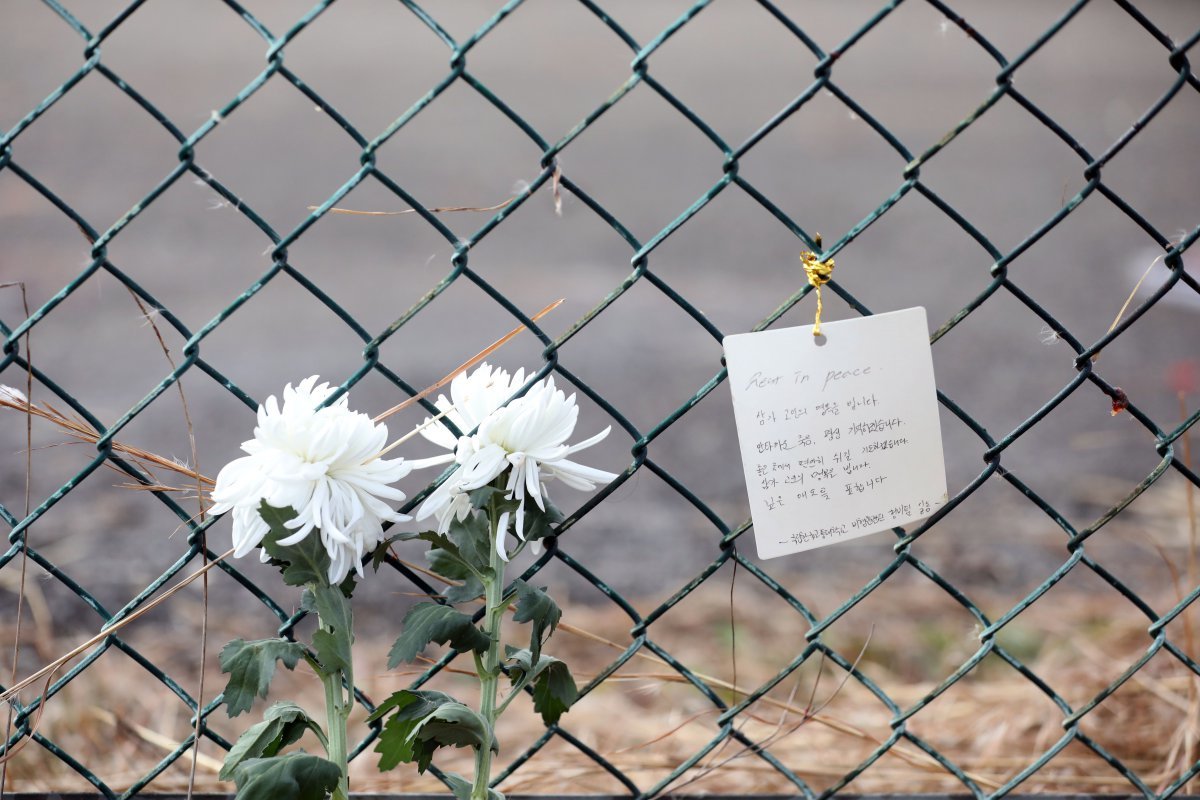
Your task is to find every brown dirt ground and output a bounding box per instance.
[4,574,1200,797]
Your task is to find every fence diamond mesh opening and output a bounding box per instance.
[2,0,1200,797]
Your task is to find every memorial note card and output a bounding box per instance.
[724,307,948,559]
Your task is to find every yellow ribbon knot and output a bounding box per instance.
[800,250,835,336]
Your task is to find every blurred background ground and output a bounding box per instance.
[7,581,1200,795]
[1,0,1199,794]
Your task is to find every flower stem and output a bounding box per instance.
[471,500,508,800]
[318,611,352,800]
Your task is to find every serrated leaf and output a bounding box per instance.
[521,495,565,542]
[427,548,485,603]
[299,589,317,615]
[444,771,505,800]
[511,580,561,663]
[310,631,347,677]
[425,546,469,581]
[503,646,536,684]
[531,659,578,726]
[311,585,352,628]
[504,648,578,725]
[411,528,454,550]
[468,485,520,515]
[442,577,485,605]
[369,690,461,773]
[374,711,423,772]
[426,544,480,582]
[369,536,401,572]
[366,689,456,724]
[219,638,306,717]
[446,512,492,573]
[308,586,353,677]
[221,719,281,782]
[259,503,333,588]
[412,701,495,753]
[388,603,490,668]
[420,521,491,600]
[232,751,340,800]
[262,700,311,724]
[259,704,313,756]
[468,485,504,509]
[412,530,490,584]
[219,701,315,781]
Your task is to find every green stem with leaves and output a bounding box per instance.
[471,498,508,800]
[318,609,353,800]
[369,487,576,796]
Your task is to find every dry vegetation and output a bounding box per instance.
[3,570,1200,796]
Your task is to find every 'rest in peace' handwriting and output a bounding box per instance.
[744,366,877,393]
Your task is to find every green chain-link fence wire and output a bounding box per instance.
[2,0,1200,797]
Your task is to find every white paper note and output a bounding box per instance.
[723,307,948,559]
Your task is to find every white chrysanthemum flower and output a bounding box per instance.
[412,362,525,534]
[210,376,412,585]
[416,368,617,560]
[418,362,527,452]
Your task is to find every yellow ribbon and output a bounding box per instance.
[800,250,835,336]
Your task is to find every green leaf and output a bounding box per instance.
[388,603,490,668]
[469,485,520,515]
[467,485,504,509]
[307,586,353,677]
[409,528,454,550]
[410,529,490,587]
[336,572,357,599]
[530,658,578,726]
[446,512,492,573]
[444,772,505,800]
[369,536,398,572]
[263,699,312,725]
[261,701,323,757]
[412,702,493,752]
[366,689,456,725]
[503,646,535,683]
[369,531,439,572]
[310,630,346,677]
[504,649,578,725]
[369,690,467,773]
[375,712,424,772]
[259,503,333,588]
[412,517,492,584]
[521,495,565,542]
[427,548,485,604]
[443,576,485,605]
[511,580,561,663]
[232,751,340,800]
[425,545,467,580]
[219,638,307,717]
[219,701,315,781]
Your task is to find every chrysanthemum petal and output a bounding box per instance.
[565,426,611,455]
[544,458,618,490]
[408,453,456,470]
[494,510,511,562]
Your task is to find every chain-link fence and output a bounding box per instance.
[2,0,1200,797]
